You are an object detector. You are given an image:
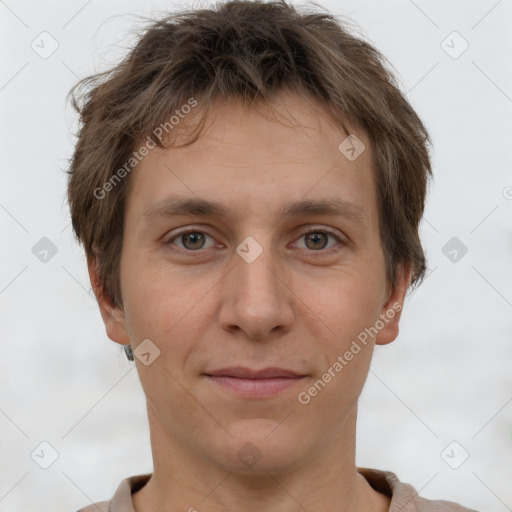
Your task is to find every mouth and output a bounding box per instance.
[202,367,308,398]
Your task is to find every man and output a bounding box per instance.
[67,0,478,510]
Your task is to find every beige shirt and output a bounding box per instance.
[76,468,479,511]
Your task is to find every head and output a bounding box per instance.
[67,0,432,473]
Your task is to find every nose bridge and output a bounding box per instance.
[220,233,292,339]
[235,234,281,311]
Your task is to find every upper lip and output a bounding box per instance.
[204,367,305,379]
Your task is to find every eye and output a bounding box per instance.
[165,229,217,251]
[293,229,344,252]
[164,227,345,255]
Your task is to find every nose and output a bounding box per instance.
[218,238,294,341]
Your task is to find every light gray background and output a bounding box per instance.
[1,0,511,510]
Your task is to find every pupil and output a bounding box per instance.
[184,232,204,249]
[306,233,327,250]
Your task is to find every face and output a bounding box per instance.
[91,91,410,474]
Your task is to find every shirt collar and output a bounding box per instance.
[107,468,420,511]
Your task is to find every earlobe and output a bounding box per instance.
[87,255,131,346]
[374,263,412,346]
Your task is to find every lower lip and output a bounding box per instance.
[205,375,306,398]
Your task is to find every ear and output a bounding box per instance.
[87,254,130,346]
[374,263,412,346]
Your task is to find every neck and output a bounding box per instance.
[132,404,390,512]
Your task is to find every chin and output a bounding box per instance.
[214,419,309,475]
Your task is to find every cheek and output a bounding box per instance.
[296,275,381,414]
[121,260,217,359]
[300,266,385,345]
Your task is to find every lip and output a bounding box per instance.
[203,367,307,398]
[204,367,304,379]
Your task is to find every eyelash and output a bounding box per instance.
[164,227,346,256]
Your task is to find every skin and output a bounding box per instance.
[89,90,412,512]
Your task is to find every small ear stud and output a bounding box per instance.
[124,344,134,361]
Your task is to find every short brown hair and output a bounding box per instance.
[67,0,432,308]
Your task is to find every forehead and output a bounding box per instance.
[125,91,378,233]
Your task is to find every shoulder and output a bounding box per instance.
[75,501,109,512]
[358,467,479,512]
[73,473,152,512]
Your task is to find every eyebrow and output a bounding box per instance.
[142,196,367,225]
